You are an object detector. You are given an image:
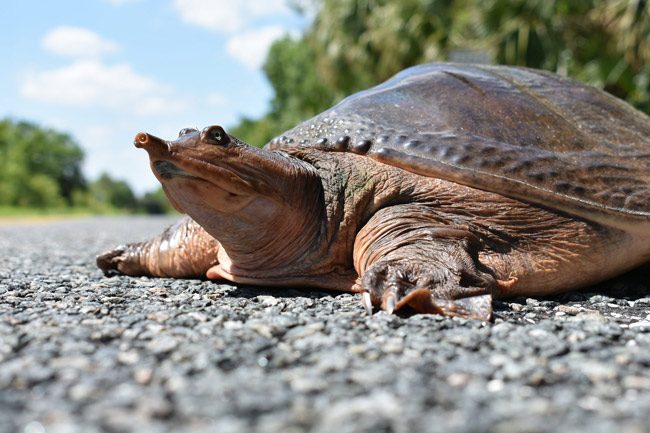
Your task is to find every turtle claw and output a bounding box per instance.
[96,244,150,277]
[361,292,373,315]
[383,291,397,314]
[96,245,127,275]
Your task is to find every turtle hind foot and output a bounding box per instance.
[360,261,494,321]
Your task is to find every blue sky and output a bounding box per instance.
[1,0,309,193]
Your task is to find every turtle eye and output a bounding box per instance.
[201,125,230,146]
[178,127,197,137]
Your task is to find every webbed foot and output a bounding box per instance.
[359,259,495,320]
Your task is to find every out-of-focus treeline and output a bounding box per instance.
[232,0,650,146]
[0,119,174,214]
[4,0,648,213]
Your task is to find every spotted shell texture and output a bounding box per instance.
[266,63,650,227]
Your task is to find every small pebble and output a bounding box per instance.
[134,367,153,385]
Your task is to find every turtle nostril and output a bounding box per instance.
[135,132,149,146]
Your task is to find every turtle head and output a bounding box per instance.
[134,125,324,277]
[135,126,262,215]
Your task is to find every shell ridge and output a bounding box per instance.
[369,147,650,225]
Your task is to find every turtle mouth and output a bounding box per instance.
[153,160,197,180]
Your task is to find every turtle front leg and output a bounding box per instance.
[354,206,496,320]
[97,216,221,278]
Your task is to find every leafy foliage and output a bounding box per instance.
[474,0,650,111]
[0,119,85,207]
[87,173,139,212]
[307,0,467,96]
[139,187,176,215]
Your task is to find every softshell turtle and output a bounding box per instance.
[97,63,650,320]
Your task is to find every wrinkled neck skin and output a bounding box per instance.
[204,156,324,280]
[274,149,416,290]
[162,148,327,283]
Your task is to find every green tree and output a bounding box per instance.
[307,0,468,96]
[89,173,138,212]
[0,119,86,207]
[1,173,64,208]
[474,0,650,111]
[139,187,176,215]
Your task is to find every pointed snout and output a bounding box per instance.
[134,132,149,148]
[134,132,170,158]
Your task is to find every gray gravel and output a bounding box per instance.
[1,216,650,433]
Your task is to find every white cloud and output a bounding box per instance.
[226,26,293,69]
[21,60,187,116]
[42,26,119,59]
[172,0,292,33]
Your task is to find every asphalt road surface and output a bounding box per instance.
[1,216,650,433]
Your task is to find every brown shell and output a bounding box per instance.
[265,63,650,229]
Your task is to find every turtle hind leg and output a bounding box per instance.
[358,237,495,320]
[354,206,497,320]
[97,216,220,278]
